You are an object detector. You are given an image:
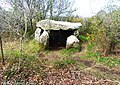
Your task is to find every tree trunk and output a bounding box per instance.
[30,18,33,29]
[0,36,5,65]
[18,37,23,69]
[50,0,53,19]
[19,37,23,61]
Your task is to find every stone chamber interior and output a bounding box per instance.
[49,29,75,49]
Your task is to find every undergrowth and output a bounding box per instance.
[60,48,80,55]
[23,39,45,54]
[2,49,45,81]
[0,39,120,83]
[80,52,120,67]
[53,58,76,69]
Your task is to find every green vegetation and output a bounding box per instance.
[2,47,45,81]
[23,39,45,54]
[53,58,76,68]
[0,0,120,84]
[80,52,120,67]
[60,48,80,55]
[78,35,88,42]
[0,39,120,84]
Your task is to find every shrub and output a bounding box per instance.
[78,35,88,42]
[23,39,45,54]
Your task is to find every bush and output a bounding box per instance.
[23,39,45,54]
[78,35,88,42]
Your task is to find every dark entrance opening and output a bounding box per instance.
[49,29,75,49]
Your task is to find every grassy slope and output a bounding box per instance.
[0,39,120,84]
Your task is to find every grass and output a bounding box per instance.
[0,39,120,83]
[80,52,120,67]
[23,39,45,55]
[53,58,76,68]
[1,48,45,81]
[2,40,120,69]
[60,48,80,55]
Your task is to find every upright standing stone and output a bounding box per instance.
[35,28,41,41]
[66,35,79,48]
[39,30,49,48]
